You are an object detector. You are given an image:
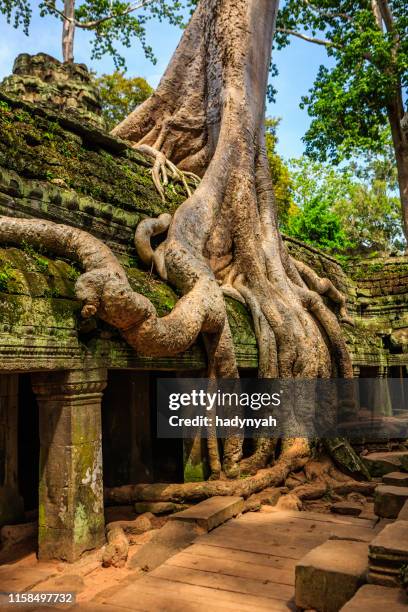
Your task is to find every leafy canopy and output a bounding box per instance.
[275,0,408,162]
[95,71,153,129]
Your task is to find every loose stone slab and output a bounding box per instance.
[169,496,244,532]
[331,502,362,517]
[374,485,408,518]
[369,520,408,559]
[382,471,408,487]
[362,451,408,477]
[340,585,408,612]
[398,499,408,520]
[295,540,368,612]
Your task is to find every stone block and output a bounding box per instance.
[382,472,408,487]
[340,585,408,611]
[331,502,362,516]
[169,496,244,532]
[368,520,408,586]
[374,485,408,518]
[295,540,368,612]
[362,451,408,477]
[398,499,408,520]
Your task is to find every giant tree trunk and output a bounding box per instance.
[62,0,75,63]
[0,0,353,483]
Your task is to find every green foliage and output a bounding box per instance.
[0,0,31,34]
[275,1,408,163]
[284,154,404,255]
[265,118,294,225]
[0,262,16,292]
[2,1,189,68]
[95,71,153,129]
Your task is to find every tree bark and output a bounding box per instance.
[62,0,75,63]
[0,0,355,482]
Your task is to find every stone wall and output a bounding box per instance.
[0,87,407,372]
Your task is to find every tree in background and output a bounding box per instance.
[0,1,186,66]
[275,0,408,239]
[96,71,153,129]
[285,154,403,255]
[264,118,294,225]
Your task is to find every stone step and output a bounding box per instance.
[362,451,408,477]
[331,502,362,517]
[374,484,408,518]
[340,585,408,611]
[382,471,408,487]
[295,540,368,612]
[169,496,244,532]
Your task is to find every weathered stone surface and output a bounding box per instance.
[369,520,408,558]
[398,499,408,520]
[331,502,362,517]
[382,472,408,487]
[328,526,375,544]
[340,585,408,612]
[169,496,244,532]
[374,485,408,518]
[362,452,408,477]
[368,520,408,586]
[0,53,105,130]
[295,540,369,612]
[32,368,107,562]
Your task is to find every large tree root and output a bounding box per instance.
[1,0,363,483]
[105,440,311,505]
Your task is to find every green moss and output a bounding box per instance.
[0,92,186,218]
[0,262,16,292]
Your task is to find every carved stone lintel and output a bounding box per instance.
[32,368,107,562]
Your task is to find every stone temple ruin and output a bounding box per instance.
[0,55,408,608]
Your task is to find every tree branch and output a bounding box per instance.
[44,0,154,30]
[276,28,341,50]
[277,28,374,64]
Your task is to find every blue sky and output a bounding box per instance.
[0,7,330,159]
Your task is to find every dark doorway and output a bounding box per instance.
[102,370,184,488]
[18,375,39,512]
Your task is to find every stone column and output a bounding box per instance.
[374,366,392,417]
[0,374,24,526]
[32,368,107,562]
